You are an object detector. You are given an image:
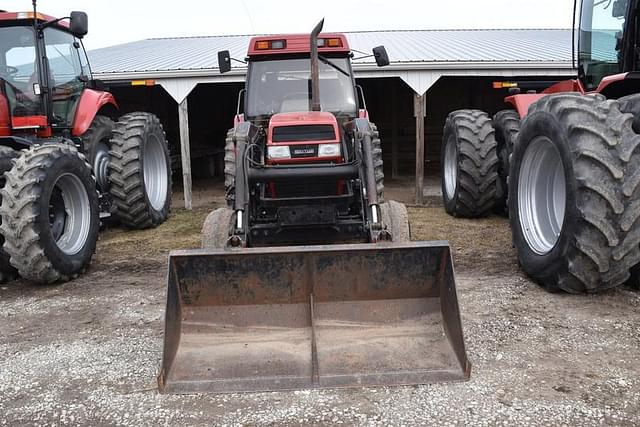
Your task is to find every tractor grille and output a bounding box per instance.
[272,125,336,142]
[274,179,337,198]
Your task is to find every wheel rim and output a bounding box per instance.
[518,136,566,255]
[49,173,91,255]
[94,141,110,191]
[143,135,168,211]
[444,135,458,199]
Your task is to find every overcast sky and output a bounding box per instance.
[2,0,576,50]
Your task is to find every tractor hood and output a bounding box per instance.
[266,112,342,164]
[268,112,339,145]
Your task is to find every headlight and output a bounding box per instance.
[318,143,341,157]
[267,145,291,159]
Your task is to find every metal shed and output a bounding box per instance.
[88,29,575,208]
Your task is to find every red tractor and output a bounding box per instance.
[158,21,471,394]
[441,0,640,293]
[0,7,172,284]
[205,20,402,247]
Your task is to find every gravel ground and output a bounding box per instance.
[1,183,639,426]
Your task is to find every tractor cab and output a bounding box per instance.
[576,0,640,95]
[0,11,90,137]
[243,34,358,123]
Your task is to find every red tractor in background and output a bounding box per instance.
[0,6,172,284]
[441,0,640,293]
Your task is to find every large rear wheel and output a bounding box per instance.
[0,146,19,282]
[0,144,99,284]
[108,112,172,229]
[441,109,499,217]
[509,94,640,293]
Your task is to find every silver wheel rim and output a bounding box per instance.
[50,173,91,255]
[518,136,566,255]
[143,135,168,211]
[444,135,457,199]
[94,142,110,190]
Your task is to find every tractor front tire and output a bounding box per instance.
[509,93,640,293]
[0,144,99,284]
[441,109,499,217]
[380,200,410,242]
[0,146,19,283]
[202,207,233,249]
[108,112,172,229]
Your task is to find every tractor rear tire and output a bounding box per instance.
[0,146,19,283]
[224,129,236,207]
[441,109,499,217]
[81,115,114,192]
[617,93,640,132]
[492,109,520,214]
[370,123,385,201]
[108,112,171,229]
[380,200,410,242]
[509,93,640,293]
[0,144,100,284]
[202,207,233,249]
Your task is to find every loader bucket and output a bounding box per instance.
[158,241,470,394]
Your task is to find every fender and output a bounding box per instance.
[72,89,118,136]
[504,94,548,119]
[594,72,629,94]
[504,79,585,119]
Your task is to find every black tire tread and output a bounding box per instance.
[380,200,410,242]
[443,109,499,217]
[519,93,640,293]
[224,129,236,207]
[0,146,19,283]
[493,109,520,212]
[370,122,385,201]
[202,207,233,249]
[108,112,171,229]
[0,144,97,283]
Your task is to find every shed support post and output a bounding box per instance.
[414,92,426,205]
[178,97,193,210]
[391,82,399,179]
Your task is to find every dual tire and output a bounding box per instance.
[0,112,171,284]
[441,110,499,217]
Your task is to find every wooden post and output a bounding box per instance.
[414,92,426,205]
[178,97,193,210]
[391,82,399,179]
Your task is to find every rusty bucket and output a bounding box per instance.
[158,241,470,393]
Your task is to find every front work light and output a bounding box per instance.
[267,145,291,159]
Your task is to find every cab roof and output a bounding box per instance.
[247,33,350,57]
[0,11,69,29]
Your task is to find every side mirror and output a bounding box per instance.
[372,46,389,67]
[69,11,88,38]
[218,50,231,74]
[612,0,627,18]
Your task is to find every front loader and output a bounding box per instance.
[159,20,470,393]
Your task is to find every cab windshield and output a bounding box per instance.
[578,0,627,90]
[0,26,42,117]
[246,57,357,119]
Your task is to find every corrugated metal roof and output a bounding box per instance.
[88,29,572,75]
